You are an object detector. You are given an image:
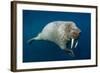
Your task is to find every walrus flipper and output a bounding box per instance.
[64,48,75,57]
[27,35,41,44]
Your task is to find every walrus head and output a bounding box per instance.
[65,23,81,49]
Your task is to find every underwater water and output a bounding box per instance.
[23,10,91,62]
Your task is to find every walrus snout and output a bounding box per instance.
[70,28,81,39]
[71,31,80,39]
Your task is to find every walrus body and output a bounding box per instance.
[28,21,81,56]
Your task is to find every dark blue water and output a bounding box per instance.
[23,10,91,62]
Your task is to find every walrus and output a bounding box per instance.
[28,21,81,56]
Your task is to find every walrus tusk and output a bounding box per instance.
[71,38,74,49]
[74,41,78,48]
